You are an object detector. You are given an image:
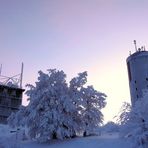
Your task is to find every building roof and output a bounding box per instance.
[126,50,148,62]
[0,84,25,92]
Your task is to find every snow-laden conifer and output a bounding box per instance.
[80,86,106,136]
[8,69,107,142]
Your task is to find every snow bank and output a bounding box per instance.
[0,124,131,148]
[21,133,131,148]
[0,124,27,148]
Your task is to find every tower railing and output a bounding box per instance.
[0,63,24,89]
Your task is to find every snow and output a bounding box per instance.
[22,134,131,148]
[0,125,131,148]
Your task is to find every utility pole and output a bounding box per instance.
[20,63,24,88]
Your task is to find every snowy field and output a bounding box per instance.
[0,124,132,148]
[21,133,131,148]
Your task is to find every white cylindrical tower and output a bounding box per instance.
[126,49,148,105]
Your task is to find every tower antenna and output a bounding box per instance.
[134,40,137,52]
[20,62,24,88]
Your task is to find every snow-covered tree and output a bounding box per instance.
[25,69,73,142]
[69,72,106,136]
[120,90,148,147]
[114,102,131,139]
[115,102,131,126]
[8,69,107,142]
[102,121,119,133]
[80,86,106,136]
[67,71,88,136]
[7,105,27,128]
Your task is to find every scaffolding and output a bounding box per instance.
[0,63,24,88]
[0,63,25,123]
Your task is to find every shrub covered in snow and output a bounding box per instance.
[115,102,131,126]
[0,124,26,148]
[8,69,107,142]
[102,121,119,133]
[119,90,148,147]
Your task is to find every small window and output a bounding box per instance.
[8,89,13,95]
[4,89,7,93]
[136,88,138,91]
[146,78,148,81]
[0,88,4,93]
[137,95,139,98]
[135,80,137,83]
[16,90,22,98]
[11,90,16,97]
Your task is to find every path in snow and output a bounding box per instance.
[20,133,131,148]
[0,125,131,148]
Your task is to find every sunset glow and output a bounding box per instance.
[0,0,148,122]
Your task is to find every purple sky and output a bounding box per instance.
[0,0,148,122]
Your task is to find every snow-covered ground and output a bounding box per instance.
[0,124,131,148]
[21,133,131,148]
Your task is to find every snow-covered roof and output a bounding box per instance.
[0,84,25,91]
[126,50,148,62]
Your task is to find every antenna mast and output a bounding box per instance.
[20,62,24,88]
[134,40,137,52]
[144,46,146,51]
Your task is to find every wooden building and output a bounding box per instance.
[0,85,24,123]
[0,63,24,123]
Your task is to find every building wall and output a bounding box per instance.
[0,85,24,123]
[127,51,148,105]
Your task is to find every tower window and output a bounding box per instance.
[135,80,137,83]
[146,78,148,81]
[136,88,138,91]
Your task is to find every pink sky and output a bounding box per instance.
[0,0,148,122]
